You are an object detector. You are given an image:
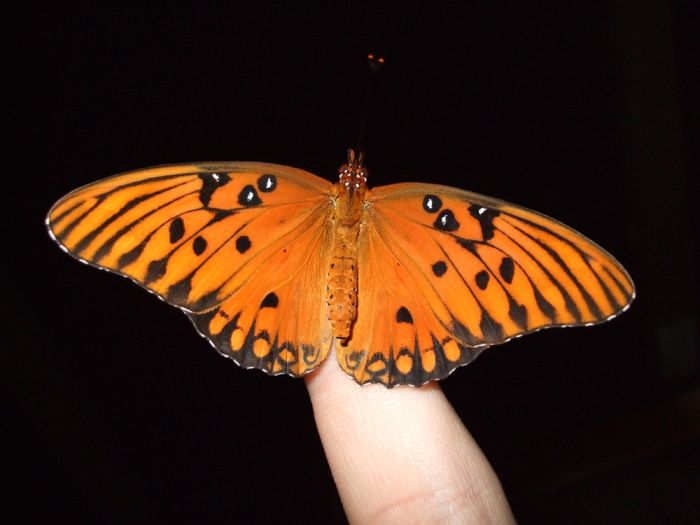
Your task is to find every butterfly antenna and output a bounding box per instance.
[355,53,384,162]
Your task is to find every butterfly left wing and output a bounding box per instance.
[337,182,635,387]
[47,162,336,376]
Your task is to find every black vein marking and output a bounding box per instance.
[459,233,560,324]
[94,190,206,263]
[190,289,221,312]
[499,257,515,284]
[534,287,557,322]
[396,306,414,324]
[468,204,500,241]
[475,270,490,290]
[72,183,186,255]
[238,185,262,207]
[430,334,450,377]
[422,194,442,213]
[193,236,207,255]
[260,292,279,308]
[217,309,230,319]
[507,297,528,330]
[166,275,193,304]
[50,201,84,228]
[169,218,185,243]
[432,260,448,277]
[457,238,477,254]
[257,174,277,193]
[449,318,481,347]
[116,208,231,270]
[602,266,632,302]
[497,227,582,322]
[479,309,504,342]
[434,209,460,232]
[198,172,231,207]
[145,257,168,284]
[118,240,147,269]
[527,231,603,319]
[502,212,628,316]
[236,235,251,253]
[58,173,196,240]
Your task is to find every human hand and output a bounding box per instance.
[306,345,516,524]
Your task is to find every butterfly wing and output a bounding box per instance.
[48,162,335,376]
[337,183,635,387]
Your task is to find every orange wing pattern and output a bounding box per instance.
[336,183,635,386]
[47,162,335,376]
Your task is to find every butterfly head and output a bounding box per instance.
[338,148,368,191]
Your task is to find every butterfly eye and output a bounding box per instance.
[422,194,442,213]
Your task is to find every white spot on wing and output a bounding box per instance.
[478,207,487,215]
[212,173,221,182]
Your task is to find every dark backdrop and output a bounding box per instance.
[4,3,699,523]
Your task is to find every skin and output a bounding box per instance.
[305,343,516,524]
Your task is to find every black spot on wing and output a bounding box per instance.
[198,172,230,207]
[169,218,185,243]
[260,292,279,308]
[432,261,447,277]
[475,270,490,290]
[434,209,460,232]
[238,185,262,207]
[468,204,500,241]
[422,194,442,213]
[499,257,515,284]
[236,235,251,253]
[396,307,414,324]
[257,174,277,193]
[193,236,207,255]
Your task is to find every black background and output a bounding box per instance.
[4,3,699,523]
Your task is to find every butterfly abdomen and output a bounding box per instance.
[326,180,365,340]
[327,249,358,340]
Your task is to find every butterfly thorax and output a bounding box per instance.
[326,150,369,341]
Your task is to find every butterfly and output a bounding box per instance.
[47,149,634,387]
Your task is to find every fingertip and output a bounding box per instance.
[305,345,515,523]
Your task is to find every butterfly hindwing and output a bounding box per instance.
[188,210,335,377]
[336,182,634,387]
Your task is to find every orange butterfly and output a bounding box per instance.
[47,149,634,387]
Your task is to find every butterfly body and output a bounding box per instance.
[48,153,634,387]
